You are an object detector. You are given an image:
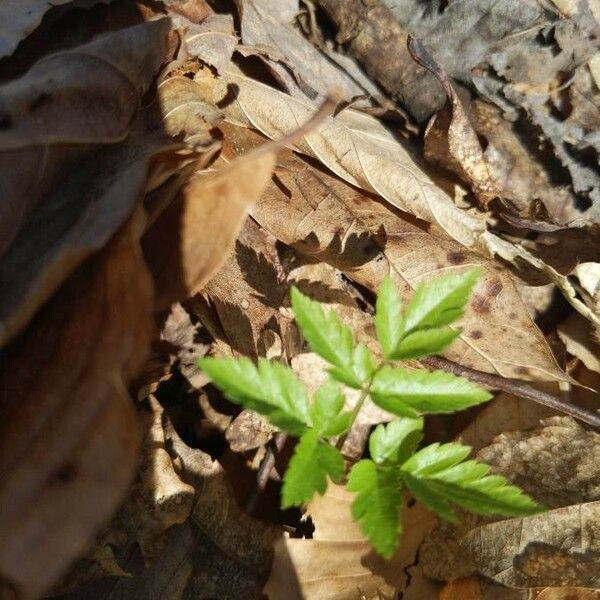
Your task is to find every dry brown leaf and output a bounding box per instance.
[265,483,435,599]
[0,210,153,598]
[143,88,337,310]
[0,134,194,350]
[0,0,115,59]
[190,64,599,326]
[0,19,171,258]
[472,101,589,230]
[216,124,570,383]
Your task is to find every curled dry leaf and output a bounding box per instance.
[65,422,279,600]
[143,146,279,311]
[0,19,171,258]
[408,36,499,205]
[219,123,569,383]
[145,88,336,311]
[558,313,600,374]
[191,64,599,326]
[422,417,600,588]
[0,211,153,598]
[265,483,435,599]
[117,396,195,562]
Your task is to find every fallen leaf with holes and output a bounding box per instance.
[0,211,153,598]
[216,123,570,383]
[421,417,600,588]
[265,483,435,599]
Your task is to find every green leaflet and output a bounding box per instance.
[290,287,360,387]
[310,380,352,437]
[402,268,481,334]
[371,366,492,416]
[400,443,543,521]
[375,277,403,358]
[347,460,404,559]
[369,417,424,465]
[282,429,345,508]
[388,327,460,360]
[199,357,309,435]
[199,269,542,562]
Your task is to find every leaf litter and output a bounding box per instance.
[0,0,598,598]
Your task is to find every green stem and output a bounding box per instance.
[336,363,383,451]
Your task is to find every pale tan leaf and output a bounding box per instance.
[264,484,435,600]
[0,211,153,598]
[0,19,171,257]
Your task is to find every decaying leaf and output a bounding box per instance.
[0,19,171,258]
[265,483,435,599]
[408,36,499,205]
[0,211,153,598]
[421,417,600,588]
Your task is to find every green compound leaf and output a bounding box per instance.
[199,357,309,435]
[403,268,481,335]
[291,287,360,388]
[400,442,543,522]
[375,277,403,358]
[282,430,345,508]
[310,380,352,438]
[347,460,404,559]
[371,366,492,417]
[369,417,424,465]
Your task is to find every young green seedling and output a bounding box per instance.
[199,268,543,559]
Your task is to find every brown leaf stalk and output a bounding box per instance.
[421,356,600,429]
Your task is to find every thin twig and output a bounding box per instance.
[421,355,600,429]
[245,433,288,513]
